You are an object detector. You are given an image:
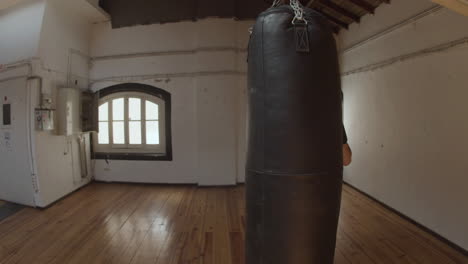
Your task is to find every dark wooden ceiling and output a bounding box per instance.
[99,0,390,33]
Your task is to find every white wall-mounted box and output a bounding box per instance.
[35,109,55,131]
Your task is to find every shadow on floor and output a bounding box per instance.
[0,202,24,222]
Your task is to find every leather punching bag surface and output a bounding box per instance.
[246,5,343,264]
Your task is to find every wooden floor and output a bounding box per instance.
[0,183,466,264]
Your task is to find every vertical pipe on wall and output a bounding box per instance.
[26,76,41,197]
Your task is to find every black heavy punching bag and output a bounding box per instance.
[246,1,343,263]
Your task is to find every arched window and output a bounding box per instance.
[93,83,172,161]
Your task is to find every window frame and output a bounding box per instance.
[96,92,166,153]
[92,83,172,161]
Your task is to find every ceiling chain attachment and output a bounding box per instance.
[290,0,308,25]
[271,0,283,7]
[270,0,309,25]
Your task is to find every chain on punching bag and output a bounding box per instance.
[246,0,343,263]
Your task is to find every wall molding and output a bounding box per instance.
[2,56,249,85]
[0,75,30,83]
[92,46,248,62]
[0,57,90,84]
[341,36,468,76]
[90,70,247,85]
[0,58,36,74]
[0,59,34,83]
[341,5,444,54]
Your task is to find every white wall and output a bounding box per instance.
[0,78,36,206]
[339,0,468,250]
[38,0,92,88]
[0,0,46,207]
[31,0,101,207]
[90,19,252,185]
[1,0,251,200]
[0,0,45,65]
[0,0,103,207]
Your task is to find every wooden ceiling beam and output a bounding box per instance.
[315,0,360,23]
[304,2,350,30]
[346,0,375,14]
[316,9,349,29]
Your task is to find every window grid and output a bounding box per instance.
[141,98,147,146]
[98,102,109,144]
[145,101,160,145]
[96,93,164,153]
[128,98,142,145]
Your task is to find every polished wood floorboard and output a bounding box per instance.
[0,183,466,264]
